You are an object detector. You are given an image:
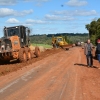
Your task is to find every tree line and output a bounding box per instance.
[85,18,100,44]
[30,33,88,45]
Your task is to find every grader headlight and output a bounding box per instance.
[1,45,5,51]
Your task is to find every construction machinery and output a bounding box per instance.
[52,36,72,50]
[0,25,40,63]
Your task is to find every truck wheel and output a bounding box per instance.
[0,60,5,65]
[34,47,40,57]
[0,60,10,65]
[18,48,27,62]
[25,48,32,60]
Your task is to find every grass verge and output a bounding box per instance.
[32,43,52,49]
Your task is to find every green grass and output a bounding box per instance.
[32,43,52,49]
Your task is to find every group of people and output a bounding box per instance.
[84,39,100,67]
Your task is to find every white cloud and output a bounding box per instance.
[0,8,33,17]
[6,18,20,24]
[0,0,17,6]
[26,19,46,24]
[66,0,88,7]
[0,0,49,6]
[24,0,49,2]
[53,10,97,16]
[0,8,14,17]
[19,9,33,16]
[45,14,75,21]
[25,0,50,6]
[74,10,97,16]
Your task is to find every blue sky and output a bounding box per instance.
[0,0,100,36]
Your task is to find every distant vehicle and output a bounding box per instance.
[81,42,85,49]
[75,41,81,46]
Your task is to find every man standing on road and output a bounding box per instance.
[96,39,100,63]
[84,39,94,67]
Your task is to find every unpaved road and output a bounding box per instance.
[0,47,100,100]
[0,49,62,76]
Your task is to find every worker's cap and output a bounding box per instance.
[97,39,100,43]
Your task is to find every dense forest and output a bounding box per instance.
[30,33,88,45]
[86,18,100,44]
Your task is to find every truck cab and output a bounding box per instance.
[4,25,29,47]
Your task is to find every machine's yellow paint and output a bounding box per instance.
[52,36,68,47]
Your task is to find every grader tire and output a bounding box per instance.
[18,48,27,62]
[25,48,32,60]
[35,47,40,57]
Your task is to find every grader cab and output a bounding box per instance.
[0,25,40,63]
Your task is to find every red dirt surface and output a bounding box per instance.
[0,47,100,100]
[0,48,62,76]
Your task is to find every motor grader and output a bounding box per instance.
[0,25,40,63]
[52,36,72,50]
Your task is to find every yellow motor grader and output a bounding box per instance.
[52,36,72,50]
[0,25,40,63]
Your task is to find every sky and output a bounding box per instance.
[0,0,99,36]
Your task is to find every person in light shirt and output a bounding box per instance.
[84,39,94,67]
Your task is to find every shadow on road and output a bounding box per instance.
[74,63,98,69]
[74,63,87,67]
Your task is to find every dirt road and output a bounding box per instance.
[0,47,100,100]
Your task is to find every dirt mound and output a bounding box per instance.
[39,46,46,52]
[29,45,46,52]
[29,45,35,51]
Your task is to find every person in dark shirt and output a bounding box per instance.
[96,39,100,63]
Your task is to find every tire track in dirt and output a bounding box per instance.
[0,51,66,98]
[57,48,83,100]
[0,49,71,100]
[0,49,62,88]
[2,48,74,100]
[1,47,95,100]
[15,48,81,100]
